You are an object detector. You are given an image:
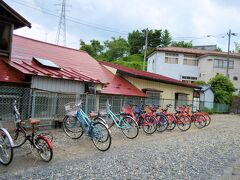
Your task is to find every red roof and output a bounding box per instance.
[9,35,108,84]
[100,69,146,97]
[0,57,27,84]
[155,47,240,58]
[1,35,145,97]
[100,61,199,88]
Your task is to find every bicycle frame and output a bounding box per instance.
[105,108,131,129]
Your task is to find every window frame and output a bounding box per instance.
[164,53,179,64]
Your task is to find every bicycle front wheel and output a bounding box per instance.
[92,122,111,151]
[120,116,139,139]
[204,114,211,126]
[35,136,53,162]
[0,128,14,166]
[156,114,168,132]
[177,116,191,131]
[193,115,206,128]
[166,115,176,131]
[63,116,83,139]
[142,115,157,134]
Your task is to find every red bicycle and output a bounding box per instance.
[160,104,191,131]
[122,104,157,135]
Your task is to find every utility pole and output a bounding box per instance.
[55,0,67,46]
[143,28,148,71]
[226,29,237,78]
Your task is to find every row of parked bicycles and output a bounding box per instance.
[62,100,211,152]
[0,100,211,166]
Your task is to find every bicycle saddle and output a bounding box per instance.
[29,119,41,125]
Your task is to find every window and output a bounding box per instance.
[183,55,198,66]
[165,53,178,64]
[0,22,11,53]
[181,76,197,80]
[214,59,234,69]
[145,91,160,105]
[233,76,238,81]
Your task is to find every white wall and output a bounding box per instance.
[31,76,85,93]
[147,52,199,80]
[198,56,240,91]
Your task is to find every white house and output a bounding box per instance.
[147,47,240,92]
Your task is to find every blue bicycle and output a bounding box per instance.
[96,100,139,139]
[63,101,111,151]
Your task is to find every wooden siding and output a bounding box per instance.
[123,75,194,100]
[31,76,85,93]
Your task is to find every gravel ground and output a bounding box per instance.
[0,114,240,179]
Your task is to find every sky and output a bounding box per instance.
[5,0,240,51]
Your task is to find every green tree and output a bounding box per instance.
[161,29,172,47]
[80,39,103,57]
[103,37,129,61]
[208,74,235,104]
[171,41,192,48]
[214,46,222,52]
[128,30,145,55]
[193,80,207,86]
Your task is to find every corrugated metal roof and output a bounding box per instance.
[100,61,199,89]
[0,57,27,84]
[1,35,145,97]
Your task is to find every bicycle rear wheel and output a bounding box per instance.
[35,136,53,162]
[156,114,168,132]
[63,116,83,139]
[120,116,139,139]
[0,128,14,166]
[142,115,157,134]
[92,122,111,151]
[177,116,191,131]
[10,128,26,148]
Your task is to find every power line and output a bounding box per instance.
[9,0,129,35]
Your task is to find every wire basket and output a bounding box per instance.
[64,102,80,116]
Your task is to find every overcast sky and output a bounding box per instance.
[5,0,240,51]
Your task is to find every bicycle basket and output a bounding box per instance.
[64,102,80,116]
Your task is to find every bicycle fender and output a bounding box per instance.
[36,136,53,150]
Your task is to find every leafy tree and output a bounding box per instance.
[80,40,103,57]
[161,29,172,47]
[208,74,235,104]
[214,46,222,52]
[193,80,207,86]
[103,37,129,61]
[128,30,145,55]
[171,41,192,48]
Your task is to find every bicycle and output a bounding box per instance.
[146,105,168,133]
[161,104,191,131]
[183,105,208,128]
[96,100,139,139]
[122,104,157,135]
[63,101,111,151]
[10,101,53,162]
[0,127,14,166]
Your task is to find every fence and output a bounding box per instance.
[231,96,240,114]
[0,86,230,128]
